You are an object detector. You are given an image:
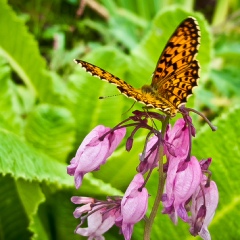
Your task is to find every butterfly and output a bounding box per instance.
[74,17,200,117]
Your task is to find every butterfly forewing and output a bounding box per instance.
[74,59,141,99]
[152,17,200,87]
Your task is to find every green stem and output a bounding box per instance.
[143,115,170,240]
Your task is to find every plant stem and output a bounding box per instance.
[143,115,170,239]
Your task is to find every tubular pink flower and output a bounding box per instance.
[71,197,95,218]
[165,118,192,159]
[67,125,126,188]
[189,177,219,240]
[163,156,202,224]
[72,196,123,239]
[137,135,160,174]
[117,174,148,240]
[75,206,117,240]
[163,118,192,193]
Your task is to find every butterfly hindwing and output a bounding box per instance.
[157,60,200,109]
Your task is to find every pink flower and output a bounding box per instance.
[70,175,148,240]
[67,125,126,188]
[189,177,219,240]
[162,156,202,224]
[117,174,148,240]
[75,206,117,240]
[72,196,122,239]
[137,134,160,174]
[165,118,193,159]
[71,197,95,218]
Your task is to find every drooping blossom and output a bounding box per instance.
[116,173,148,240]
[163,118,193,193]
[137,134,160,174]
[162,117,201,223]
[162,156,202,224]
[189,176,219,240]
[67,125,126,188]
[71,174,148,240]
[72,196,121,240]
[165,118,194,160]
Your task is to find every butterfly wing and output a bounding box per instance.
[74,59,126,87]
[157,60,199,110]
[151,17,200,109]
[74,59,144,101]
[152,17,200,85]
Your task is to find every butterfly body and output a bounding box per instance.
[74,17,200,117]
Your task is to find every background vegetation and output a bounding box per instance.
[0,0,240,239]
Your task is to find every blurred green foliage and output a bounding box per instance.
[0,0,240,239]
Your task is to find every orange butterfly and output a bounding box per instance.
[74,17,200,117]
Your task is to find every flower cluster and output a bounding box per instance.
[70,173,148,240]
[67,109,218,240]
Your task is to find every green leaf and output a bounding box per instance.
[192,105,240,239]
[0,127,122,195]
[0,57,24,133]
[24,104,76,162]
[16,179,48,240]
[0,175,32,240]
[0,0,53,101]
[210,67,240,97]
[0,128,71,185]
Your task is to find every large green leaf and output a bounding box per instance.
[24,104,76,162]
[0,57,24,134]
[0,0,55,101]
[0,128,70,184]
[16,179,47,240]
[192,106,240,239]
[0,175,32,240]
[0,127,122,196]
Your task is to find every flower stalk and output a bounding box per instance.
[143,115,169,240]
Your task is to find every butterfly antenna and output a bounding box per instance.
[121,101,136,115]
[99,95,136,115]
[99,94,121,99]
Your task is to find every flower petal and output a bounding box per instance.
[67,125,125,188]
[120,174,148,240]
